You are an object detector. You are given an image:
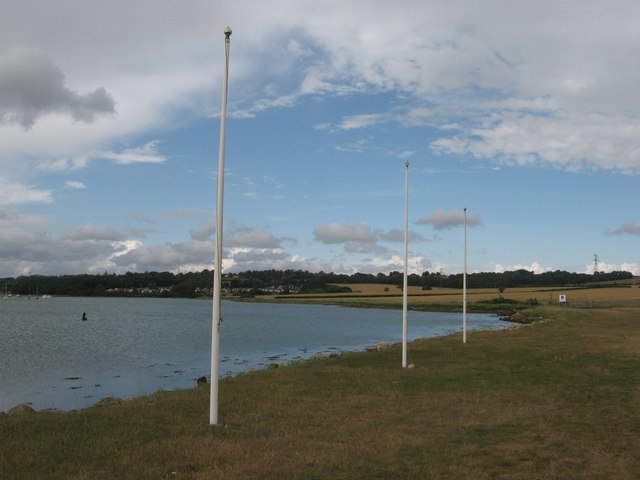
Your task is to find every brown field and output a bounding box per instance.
[285,283,640,308]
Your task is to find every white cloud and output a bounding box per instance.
[35,140,168,172]
[492,262,553,274]
[582,261,639,276]
[339,113,388,130]
[334,138,375,154]
[1,0,638,174]
[64,181,86,189]
[416,208,483,230]
[0,1,638,277]
[96,140,167,165]
[431,111,640,174]
[619,263,639,276]
[112,240,214,272]
[357,254,431,275]
[388,150,416,159]
[0,177,53,205]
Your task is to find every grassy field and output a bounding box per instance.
[2,305,639,479]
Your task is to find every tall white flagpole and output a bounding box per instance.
[463,207,467,344]
[210,26,232,426]
[402,161,409,368]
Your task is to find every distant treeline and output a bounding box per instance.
[0,271,212,298]
[297,269,633,290]
[0,269,634,298]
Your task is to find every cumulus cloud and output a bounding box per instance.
[416,209,483,230]
[492,262,553,274]
[112,241,214,272]
[0,211,157,276]
[314,222,377,245]
[313,221,427,255]
[226,248,293,271]
[232,228,293,249]
[582,261,639,276]
[0,47,115,129]
[0,224,125,275]
[379,229,427,244]
[356,254,431,275]
[189,218,216,241]
[188,218,296,250]
[606,221,640,236]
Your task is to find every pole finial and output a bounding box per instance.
[224,26,232,38]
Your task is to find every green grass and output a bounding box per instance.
[2,306,639,479]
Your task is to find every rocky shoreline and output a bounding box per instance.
[1,341,401,416]
[2,316,518,416]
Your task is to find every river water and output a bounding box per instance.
[0,296,507,412]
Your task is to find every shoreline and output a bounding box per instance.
[2,339,392,416]
[2,311,515,416]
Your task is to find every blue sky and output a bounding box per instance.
[0,0,638,277]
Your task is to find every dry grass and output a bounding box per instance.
[2,306,639,479]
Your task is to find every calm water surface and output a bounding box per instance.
[0,297,507,411]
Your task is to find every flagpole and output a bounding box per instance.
[463,207,467,344]
[210,26,232,426]
[402,161,409,368]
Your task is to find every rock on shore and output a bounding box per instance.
[7,404,36,416]
[504,311,550,329]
